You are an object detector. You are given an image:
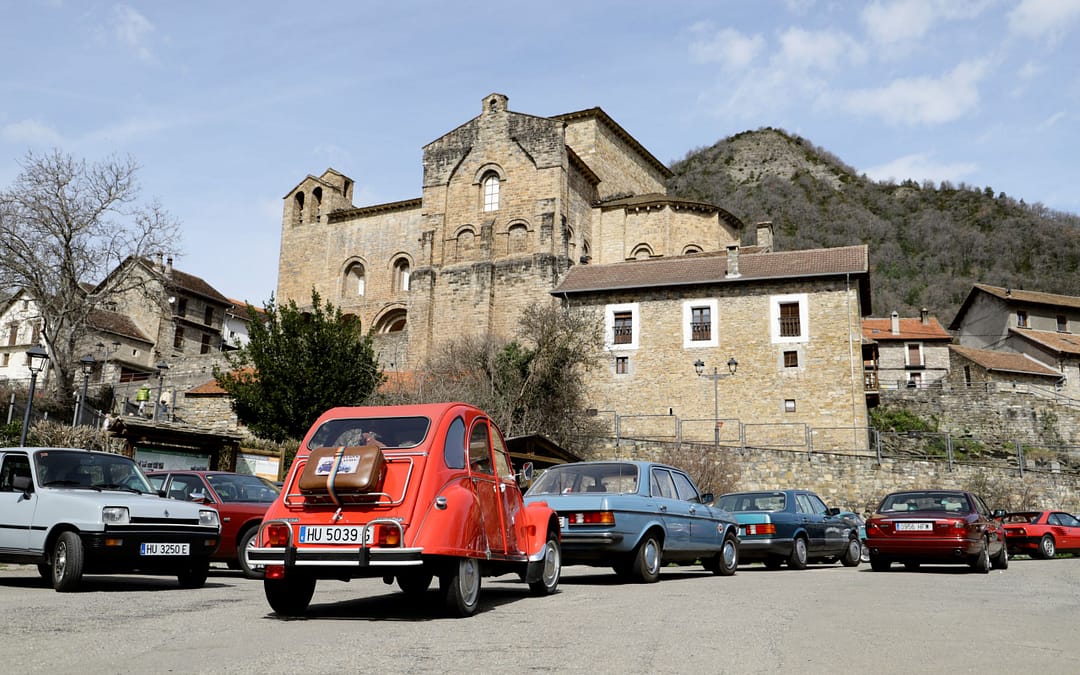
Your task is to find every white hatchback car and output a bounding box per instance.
[0,447,221,591]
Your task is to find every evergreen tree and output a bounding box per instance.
[214,290,383,442]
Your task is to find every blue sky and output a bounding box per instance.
[3,0,1079,305]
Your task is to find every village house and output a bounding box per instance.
[862,309,952,390]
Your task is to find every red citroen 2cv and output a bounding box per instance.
[248,403,561,617]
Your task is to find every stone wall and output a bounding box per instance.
[583,438,1080,514]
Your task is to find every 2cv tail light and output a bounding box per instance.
[265,522,291,547]
[375,525,401,547]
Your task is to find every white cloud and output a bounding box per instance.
[688,23,765,71]
[841,61,988,125]
[1,119,64,145]
[112,5,156,62]
[864,152,978,185]
[776,27,866,71]
[861,0,993,49]
[1008,0,1080,43]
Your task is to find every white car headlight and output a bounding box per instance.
[102,506,130,525]
[199,509,220,528]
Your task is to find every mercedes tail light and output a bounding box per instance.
[564,511,615,525]
[742,523,776,535]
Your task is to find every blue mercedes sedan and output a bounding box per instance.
[715,489,862,569]
[523,461,740,582]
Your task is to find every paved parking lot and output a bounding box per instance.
[2,558,1078,673]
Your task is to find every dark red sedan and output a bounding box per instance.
[1001,511,1080,559]
[147,471,279,578]
[864,489,1008,573]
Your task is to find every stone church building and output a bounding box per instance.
[276,93,872,449]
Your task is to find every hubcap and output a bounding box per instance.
[542,542,560,586]
[722,540,737,569]
[795,539,806,562]
[644,540,660,573]
[460,559,480,603]
[55,541,67,577]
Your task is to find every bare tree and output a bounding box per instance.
[0,150,180,401]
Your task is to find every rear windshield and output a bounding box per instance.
[526,463,638,496]
[880,492,972,513]
[307,416,431,450]
[715,492,786,512]
[206,473,280,503]
[1002,512,1038,524]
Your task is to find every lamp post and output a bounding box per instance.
[694,357,738,448]
[19,345,50,446]
[73,354,95,427]
[96,340,121,413]
[153,360,169,422]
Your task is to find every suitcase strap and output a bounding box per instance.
[325,446,347,507]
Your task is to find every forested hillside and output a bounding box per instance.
[666,128,1080,322]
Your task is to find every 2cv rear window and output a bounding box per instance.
[307,416,431,450]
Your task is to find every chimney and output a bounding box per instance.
[165,256,173,278]
[920,307,929,325]
[726,244,741,278]
[891,311,900,335]
[155,252,164,272]
[755,221,774,252]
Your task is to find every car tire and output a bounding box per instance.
[903,561,921,572]
[860,542,870,563]
[264,574,317,616]
[37,563,52,581]
[440,557,481,617]
[1037,534,1056,559]
[840,536,861,567]
[52,532,84,592]
[177,559,210,588]
[787,536,808,570]
[705,532,739,576]
[397,571,434,595]
[869,556,891,572]
[991,541,1009,570]
[631,533,663,583]
[528,532,562,595]
[970,540,991,574]
[237,527,264,579]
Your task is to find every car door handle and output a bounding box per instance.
[659,505,668,512]
[689,507,697,514]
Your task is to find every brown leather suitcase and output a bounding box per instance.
[299,445,386,495]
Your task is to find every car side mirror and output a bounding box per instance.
[992,509,1007,519]
[699,492,714,505]
[517,462,535,486]
[827,507,841,516]
[13,475,32,494]
[190,490,211,504]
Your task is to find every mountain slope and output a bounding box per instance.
[666,128,1080,321]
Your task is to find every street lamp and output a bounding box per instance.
[694,357,738,448]
[153,360,169,422]
[73,354,95,427]
[19,345,50,446]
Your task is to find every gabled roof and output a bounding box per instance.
[950,284,1080,329]
[86,308,153,344]
[949,344,1062,378]
[552,244,871,312]
[862,317,952,342]
[225,298,266,322]
[1008,327,1080,356]
[552,106,673,179]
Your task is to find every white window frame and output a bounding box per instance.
[683,299,718,348]
[769,293,809,344]
[483,173,500,212]
[605,303,640,351]
[905,342,924,367]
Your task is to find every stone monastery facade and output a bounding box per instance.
[277,93,872,445]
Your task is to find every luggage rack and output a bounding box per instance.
[283,454,415,507]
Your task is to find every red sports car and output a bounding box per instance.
[864,489,1008,573]
[1001,511,1080,559]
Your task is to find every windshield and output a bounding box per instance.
[880,492,972,513]
[307,416,431,450]
[35,450,154,494]
[206,473,280,503]
[715,492,787,512]
[526,463,639,496]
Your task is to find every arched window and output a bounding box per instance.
[456,228,476,260]
[344,262,365,297]
[631,244,653,261]
[375,308,407,333]
[293,192,305,226]
[312,187,323,221]
[508,223,528,253]
[682,245,703,255]
[393,258,411,292]
[482,172,500,212]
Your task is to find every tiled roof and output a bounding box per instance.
[226,298,266,321]
[862,317,952,341]
[949,345,1061,378]
[86,308,153,343]
[135,257,230,305]
[972,283,1080,310]
[1009,327,1080,356]
[552,244,869,295]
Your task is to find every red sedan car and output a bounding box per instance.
[1001,511,1080,559]
[147,470,279,578]
[864,489,1008,573]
